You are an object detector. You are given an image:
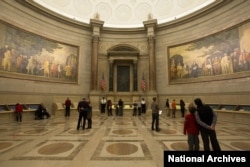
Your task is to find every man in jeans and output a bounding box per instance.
[151,97,160,131]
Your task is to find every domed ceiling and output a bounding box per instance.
[33,0,216,28]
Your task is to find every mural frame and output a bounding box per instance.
[168,20,250,85]
[0,20,79,84]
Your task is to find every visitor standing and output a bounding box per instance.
[100,97,106,114]
[194,98,221,151]
[76,98,89,130]
[64,97,72,117]
[107,100,113,116]
[180,99,186,117]
[183,103,199,151]
[15,103,23,122]
[118,99,124,116]
[171,99,176,118]
[151,97,160,131]
[141,98,146,114]
[165,99,170,117]
[87,100,92,129]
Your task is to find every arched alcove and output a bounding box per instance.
[107,44,140,93]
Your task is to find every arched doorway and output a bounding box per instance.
[101,44,142,104]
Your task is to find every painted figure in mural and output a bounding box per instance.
[65,64,72,79]
[2,48,12,71]
[212,57,222,75]
[176,62,183,79]
[190,61,199,78]
[50,62,58,77]
[0,44,9,65]
[239,49,249,71]
[57,64,63,78]
[221,53,233,74]
[26,56,35,75]
[205,59,213,76]
[43,58,50,77]
[182,63,190,78]
[232,49,240,72]
[170,62,177,79]
[66,54,77,79]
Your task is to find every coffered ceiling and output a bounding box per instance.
[33,0,216,28]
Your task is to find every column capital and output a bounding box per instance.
[90,19,104,37]
[109,59,114,64]
[143,19,157,37]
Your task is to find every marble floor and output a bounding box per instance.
[0,110,250,167]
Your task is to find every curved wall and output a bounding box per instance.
[155,0,250,106]
[0,0,92,110]
[0,0,249,111]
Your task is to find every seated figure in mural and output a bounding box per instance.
[190,61,199,77]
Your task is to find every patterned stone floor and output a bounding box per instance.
[0,110,249,167]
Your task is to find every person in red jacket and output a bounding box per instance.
[64,97,72,117]
[15,103,23,122]
[183,103,199,151]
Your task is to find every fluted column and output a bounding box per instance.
[109,60,114,91]
[143,19,157,91]
[90,19,104,91]
[91,36,99,90]
[133,60,138,91]
[148,37,156,90]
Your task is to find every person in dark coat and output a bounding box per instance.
[180,99,186,117]
[35,104,50,120]
[76,98,90,130]
[194,98,221,151]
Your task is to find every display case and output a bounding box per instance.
[0,103,41,123]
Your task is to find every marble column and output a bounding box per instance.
[90,19,104,91]
[143,19,157,91]
[109,60,114,91]
[148,36,156,91]
[133,60,138,91]
[91,36,99,90]
[89,18,104,115]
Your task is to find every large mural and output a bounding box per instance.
[168,21,250,84]
[0,20,78,83]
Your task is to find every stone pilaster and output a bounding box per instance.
[143,19,157,92]
[89,18,104,115]
[90,19,104,91]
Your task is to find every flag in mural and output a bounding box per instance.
[141,73,146,91]
[100,73,106,91]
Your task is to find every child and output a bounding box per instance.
[183,103,199,151]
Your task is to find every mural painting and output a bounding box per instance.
[168,21,250,84]
[0,21,78,83]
